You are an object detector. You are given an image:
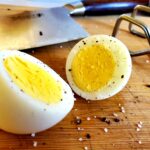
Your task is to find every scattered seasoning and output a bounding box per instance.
[33,141,38,147]
[100,117,111,124]
[137,123,142,128]
[87,117,91,121]
[39,31,43,36]
[82,41,86,45]
[139,121,143,125]
[112,81,115,84]
[138,140,142,144]
[37,13,43,17]
[100,117,107,122]
[96,40,98,43]
[104,128,108,133]
[118,103,121,107]
[120,106,125,113]
[146,60,149,63]
[64,91,67,94]
[75,117,82,125]
[94,116,97,119]
[31,133,36,137]
[145,84,150,88]
[68,69,72,72]
[78,137,83,142]
[86,133,91,139]
[114,118,120,123]
[20,89,24,92]
[84,146,88,150]
[136,128,140,132]
[77,127,84,131]
[7,8,11,11]
[60,99,63,101]
[105,119,111,125]
[121,75,124,79]
[113,113,118,117]
[74,109,78,111]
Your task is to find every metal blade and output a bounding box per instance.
[0,7,88,50]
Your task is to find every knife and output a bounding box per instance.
[70,0,149,16]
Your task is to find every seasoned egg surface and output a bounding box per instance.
[0,50,74,134]
[66,35,132,100]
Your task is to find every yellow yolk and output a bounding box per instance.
[71,44,116,92]
[4,56,62,104]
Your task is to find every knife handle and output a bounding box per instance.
[84,2,143,15]
[82,0,149,6]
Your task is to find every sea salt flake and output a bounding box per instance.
[139,121,143,125]
[33,141,38,147]
[136,128,140,132]
[87,117,91,121]
[138,140,142,144]
[78,137,83,141]
[84,146,88,150]
[137,124,142,128]
[104,128,108,133]
[113,113,118,117]
[31,133,36,137]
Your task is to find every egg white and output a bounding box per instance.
[66,35,132,100]
[0,50,74,134]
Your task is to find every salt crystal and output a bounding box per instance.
[84,146,88,150]
[77,127,84,131]
[94,116,97,118]
[104,128,108,133]
[121,109,125,113]
[121,107,125,113]
[146,60,149,63]
[113,113,118,117]
[138,140,142,144]
[60,45,63,48]
[136,128,140,132]
[33,141,38,147]
[78,137,83,142]
[119,103,121,107]
[139,121,143,125]
[137,124,142,128]
[31,133,36,137]
[87,117,91,121]
[76,116,80,119]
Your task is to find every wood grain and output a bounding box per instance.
[0,16,150,150]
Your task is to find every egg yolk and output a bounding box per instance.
[71,44,116,92]
[4,56,62,104]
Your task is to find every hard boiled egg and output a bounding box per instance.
[0,50,74,134]
[66,35,132,100]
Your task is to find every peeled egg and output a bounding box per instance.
[66,35,132,100]
[0,50,74,134]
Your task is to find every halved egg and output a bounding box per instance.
[66,35,132,100]
[0,50,74,134]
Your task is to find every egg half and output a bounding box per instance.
[66,35,132,100]
[0,50,74,134]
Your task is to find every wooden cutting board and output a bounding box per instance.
[0,16,150,150]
